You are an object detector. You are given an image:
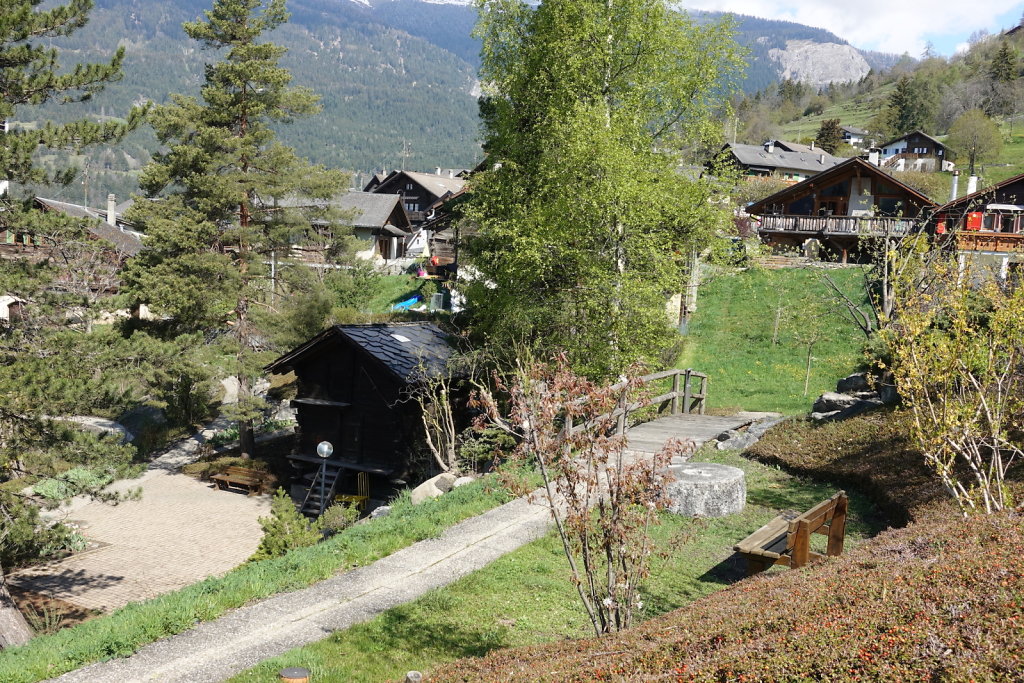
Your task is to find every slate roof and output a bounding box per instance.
[724,142,846,175]
[276,191,410,231]
[379,170,466,200]
[35,197,144,256]
[266,322,456,384]
[841,125,868,136]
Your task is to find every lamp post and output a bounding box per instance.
[316,440,333,516]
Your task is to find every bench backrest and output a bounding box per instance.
[223,466,265,478]
[786,490,848,567]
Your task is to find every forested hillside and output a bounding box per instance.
[14,0,904,201]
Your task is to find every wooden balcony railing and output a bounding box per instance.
[956,231,1024,253]
[758,214,914,237]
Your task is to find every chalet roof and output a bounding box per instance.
[746,157,937,215]
[266,322,456,384]
[332,191,408,230]
[724,142,847,174]
[841,125,868,136]
[34,197,144,256]
[878,130,948,151]
[373,170,466,201]
[934,171,1024,215]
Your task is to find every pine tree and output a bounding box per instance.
[122,0,346,455]
[815,118,844,154]
[0,0,142,649]
[989,41,1019,83]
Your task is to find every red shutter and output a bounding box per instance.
[966,212,983,230]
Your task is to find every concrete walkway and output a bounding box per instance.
[11,420,271,612]
[51,495,552,683]
[44,412,760,683]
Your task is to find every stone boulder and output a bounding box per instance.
[409,472,458,505]
[812,391,860,413]
[369,505,392,519]
[452,476,476,489]
[836,372,870,394]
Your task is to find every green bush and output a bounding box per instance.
[249,489,321,562]
[318,502,360,536]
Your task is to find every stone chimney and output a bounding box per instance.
[764,140,775,154]
[967,175,978,195]
[106,193,117,226]
[867,149,880,166]
[950,170,960,202]
[448,169,454,179]
[819,154,826,164]
[435,167,442,176]
[810,140,816,150]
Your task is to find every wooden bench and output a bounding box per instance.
[211,466,267,496]
[734,491,848,576]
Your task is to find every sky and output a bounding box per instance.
[683,1,1024,57]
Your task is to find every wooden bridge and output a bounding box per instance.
[567,368,769,455]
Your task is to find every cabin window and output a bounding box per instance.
[788,196,814,216]
[822,181,848,197]
[982,214,997,231]
[876,197,904,217]
[405,183,414,190]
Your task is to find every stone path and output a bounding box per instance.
[44,411,758,683]
[10,420,271,612]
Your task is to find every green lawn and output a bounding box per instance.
[676,267,869,415]
[229,448,883,683]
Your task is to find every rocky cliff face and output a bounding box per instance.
[768,39,871,87]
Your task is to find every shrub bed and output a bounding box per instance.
[433,510,1024,681]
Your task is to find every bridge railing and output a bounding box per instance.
[563,368,708,438]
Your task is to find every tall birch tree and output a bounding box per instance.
[464,0,741,378]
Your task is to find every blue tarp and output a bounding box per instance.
[391,295,421,311]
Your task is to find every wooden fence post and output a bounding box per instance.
[682,370,692,415]
[616,393,626,435]
[670,371,680,415]
[699,375,708,415]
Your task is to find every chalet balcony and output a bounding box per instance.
[758,214,915,237]
[956,231,1024,253]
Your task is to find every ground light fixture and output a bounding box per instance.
[316,441,333,515]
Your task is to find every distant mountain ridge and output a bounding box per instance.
[19,0,902,200]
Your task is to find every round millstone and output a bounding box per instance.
[664,462,746,517]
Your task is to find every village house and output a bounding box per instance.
[878,130,954,172]
[364,169,466,225]
[719,140,846,183]
[932,172,1024,280]
[265,322,463,515]
[747,157,937,262]
[285,190,413,263]
[840,125,869,148]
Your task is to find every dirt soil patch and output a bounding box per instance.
[10,586,99,633]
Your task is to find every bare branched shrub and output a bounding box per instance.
[475,355,692,635]
[883,260,1024,515]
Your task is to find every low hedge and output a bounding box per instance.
[434,509,1024,681]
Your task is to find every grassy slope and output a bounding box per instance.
[676,267,869,415]
[229,448,883,682]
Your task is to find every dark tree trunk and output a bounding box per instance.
[0,563,33,650]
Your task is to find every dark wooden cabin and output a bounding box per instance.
[265,322,458,514]
[747,157,936,263]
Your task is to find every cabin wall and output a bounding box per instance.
[291,341,421,476]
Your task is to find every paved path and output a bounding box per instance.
[51,495,553,683]
[11,420,271,612]
[44,411,760,683]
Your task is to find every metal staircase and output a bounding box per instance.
[300,462,342,517]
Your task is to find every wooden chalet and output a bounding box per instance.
[364,170,466,225]
[878,131,954,173]
[265,322,461,515]
[932,172,1024,279]
[748,157,937,263]
[1,195,142,263]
